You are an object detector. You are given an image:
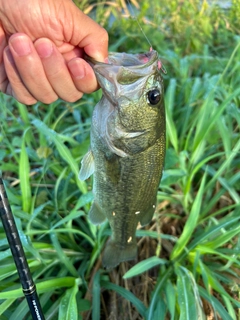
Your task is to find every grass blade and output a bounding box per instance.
[19,131,31,213]
[92,271,101,320]
[171,171,207,260]
[0,277,78,299]
[165,280,176,320]
[32,119,87,194]
[0,299,16,315]
[59,280,79,320]
[50,232,79,277]
[147,267,173,319]
[198,286,233,320]
[123,256,167,279]
[176,266,197,320]
[189,209,240,252]
[165,78,178,151]
[101,280,147,317]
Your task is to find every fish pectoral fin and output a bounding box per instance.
[139,206,155,227]
[102,240,137,269]
[89,201,106,225]
[79,150,95,181]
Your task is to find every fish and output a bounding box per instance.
[79,50,165,268]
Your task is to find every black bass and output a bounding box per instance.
[79,50,165,268]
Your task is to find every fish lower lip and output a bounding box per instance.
[84,54,109,67]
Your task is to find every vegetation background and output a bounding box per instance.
[0,0,239,319]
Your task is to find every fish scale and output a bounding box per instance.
[79,50,165,268]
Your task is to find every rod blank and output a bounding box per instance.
[0,178,45,320]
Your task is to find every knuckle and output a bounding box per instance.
[99,27,109,45]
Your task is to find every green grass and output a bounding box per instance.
[0,0,240,319]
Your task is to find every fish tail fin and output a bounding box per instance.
[102,240,137,269]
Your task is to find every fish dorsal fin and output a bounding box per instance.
[79,150,95,181]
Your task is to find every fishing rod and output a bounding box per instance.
[0,177,45,320]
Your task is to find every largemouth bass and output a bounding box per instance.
[79,50,165,268]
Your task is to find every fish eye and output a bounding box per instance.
[147,89,161,105]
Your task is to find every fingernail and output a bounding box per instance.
[68,59,86,79]
[35,39,53,58]
[10,35,32,56]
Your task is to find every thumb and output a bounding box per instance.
[64,2,108,62]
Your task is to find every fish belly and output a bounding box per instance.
[91,133,164,268]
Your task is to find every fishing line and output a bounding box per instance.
[0,177,45,320]
[126,0,153,49]
[125,0,167,74]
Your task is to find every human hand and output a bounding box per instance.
[0,0,108,104]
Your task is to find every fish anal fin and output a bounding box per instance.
[89,201,106,225]
[102,240,137,269]
[79,150,94,181]
[139,205,155,227]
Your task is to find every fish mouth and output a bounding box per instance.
[85,50,163,103]
[85,50,158,69]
